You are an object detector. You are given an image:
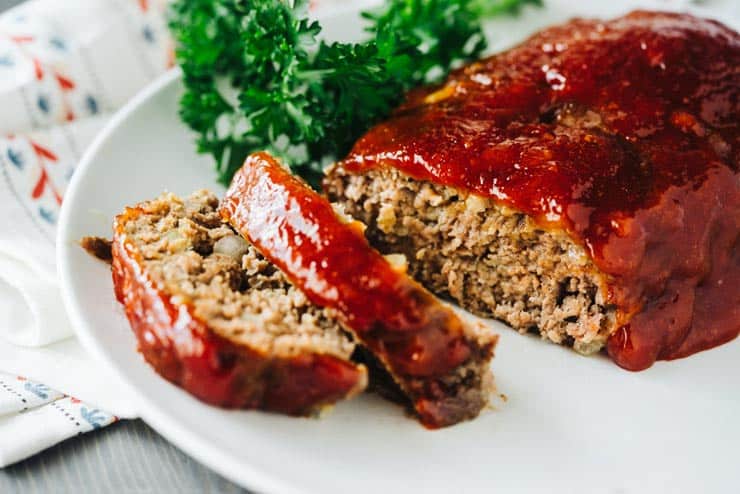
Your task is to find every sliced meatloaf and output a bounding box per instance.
[221,153,497,429]
[112,190,367,416]
[325,11,740,371]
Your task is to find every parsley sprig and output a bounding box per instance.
[169,0,541,185]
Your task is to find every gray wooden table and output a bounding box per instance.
[0,0,247,491]
[1,421,246,494]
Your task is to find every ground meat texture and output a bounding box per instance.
[111,190,366,416]
[325,165,616,355]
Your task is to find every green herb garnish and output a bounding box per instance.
[169,0,540,186]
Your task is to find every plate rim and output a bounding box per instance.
[55,3,740,492]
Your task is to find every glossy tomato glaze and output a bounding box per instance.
[220,153,496,428]
[111,207,366,415]
[339,11,740,370]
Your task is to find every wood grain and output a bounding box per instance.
[0,420,248,493]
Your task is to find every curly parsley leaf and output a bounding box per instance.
[363,0,488,88]
[472,0,543,16]
[169,0,539,186]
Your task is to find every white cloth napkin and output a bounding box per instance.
[0,0,364,468]
[0,0,173,467]
[0,0,172,343]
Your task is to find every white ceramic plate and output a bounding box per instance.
[58,2,740,493]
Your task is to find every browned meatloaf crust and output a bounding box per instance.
[111,190,367,416]
[221,152,497,428]
[325,11,740,371]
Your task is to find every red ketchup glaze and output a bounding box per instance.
[111,208,365,415]
[221,152,474,377]
[221,153,493,427]
[339,11,740,370]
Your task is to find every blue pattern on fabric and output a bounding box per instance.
[85,95,99,115]
[37,94,50,114]
[142,25,155,44]
[6,148,23,169]
[38,207,56,224]
[80,408,108,429]
[23,382,50,399]
[49,37,67,51]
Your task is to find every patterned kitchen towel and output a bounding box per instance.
[0,0,373,467]
[0,0,173,467]
[0,0,175,467]
[0,1,173,465]
[0,372,117,467]
[0,0,172,346]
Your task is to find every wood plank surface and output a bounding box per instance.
[0,420,247,493]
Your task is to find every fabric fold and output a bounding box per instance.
[0,253,73,346]
[0,338,139,419]
[0,371,118,468]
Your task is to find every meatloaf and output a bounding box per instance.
[111,190,367,415]
[325,11,740,371]
[221,153,497,428]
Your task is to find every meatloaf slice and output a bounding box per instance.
[220,153,497,429]
[112,190,367,416]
